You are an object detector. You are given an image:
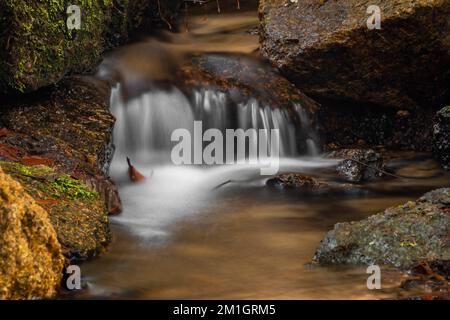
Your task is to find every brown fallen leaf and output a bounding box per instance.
[127,157,145,183]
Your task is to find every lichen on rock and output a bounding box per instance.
[313,188,450,269]
[0,167,64,299]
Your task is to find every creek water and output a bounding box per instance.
[74,4,450,299]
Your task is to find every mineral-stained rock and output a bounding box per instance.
[0,167,64,299]
[313,188,450,269]
[259,0,450,110]
[83,175,122,215]
[433,106,450,170]
[0,76,118,260]
[0,76,115,176]
[326,148,384,182]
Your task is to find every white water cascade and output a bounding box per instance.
[109,85,331,241]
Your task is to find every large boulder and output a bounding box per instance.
[313,188,450,269]
[0,167,64,299]
[0,0,112,93]
[259,0,450,110]
[433,106,450,170]
[0,0,183,93]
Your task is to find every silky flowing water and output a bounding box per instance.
[73,4,450,299]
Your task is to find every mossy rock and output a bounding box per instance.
[0,160,111,261]
[0,0,183,93]
[0,0,114,93]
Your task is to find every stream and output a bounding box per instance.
[73,3,450,300]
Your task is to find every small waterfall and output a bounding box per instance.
[111,85,318,164]
[109,85,327,240]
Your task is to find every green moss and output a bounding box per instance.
[49,175,98,200]
[0,160,98,200]
[0,0,113,93]
[3,161,54,176]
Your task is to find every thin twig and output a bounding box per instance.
[342,157,438,180]
[157,0,173,30]
[216,0,221,13]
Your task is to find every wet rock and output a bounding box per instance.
[399,261,450,300]
[266,173,323,190]
[316,101,436,151]
[0,77,118,260]
[0,167,64,299]
[313,188,450,269]
[180,53,317,114]
[267,172,364,195]
[259,0,450,110]
[179,53,319,153]
[0,160,111,262]
[84,175,122,215]
[433,106,450,170]
[326,148,384,182]
[0,76,115,175]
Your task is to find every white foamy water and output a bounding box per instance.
[109,85,331,241]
